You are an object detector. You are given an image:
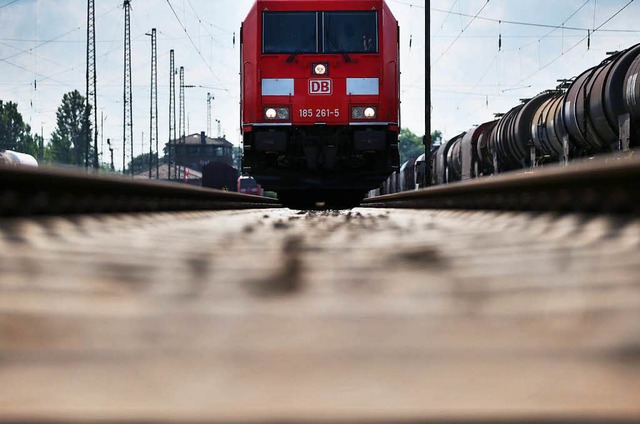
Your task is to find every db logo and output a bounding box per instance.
[309,79,332,95]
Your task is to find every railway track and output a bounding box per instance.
[1,207,639,422]
[365,153,640,213]
[0,165,278,216]
[1,160,640,422]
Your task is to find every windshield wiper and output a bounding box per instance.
[286,34,316,63]
[326,32,351,63]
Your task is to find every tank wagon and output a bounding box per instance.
[0,150,38,167]
[383,43,640,193]
[240,0,400,208]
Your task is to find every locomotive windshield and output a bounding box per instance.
[239,178,258,188]
[263,12,318,54]
[262,11,378,54]
[324,12,378,53]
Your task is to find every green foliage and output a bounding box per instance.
[19,130,43,158]
[232,146,243,171]
[0,100,42,158]
[399,128,444,164]
[0,101,26,151]
[48,90,92,166]
[398,128,423,164]
[431,130,443,146]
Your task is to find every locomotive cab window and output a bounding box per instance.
[240,179,258,188]
[263,12,318,54]
[323,11,378,53]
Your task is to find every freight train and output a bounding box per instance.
[240,0,400,208]
[381,42,640,194]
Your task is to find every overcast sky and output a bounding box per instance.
[0,0,425,168]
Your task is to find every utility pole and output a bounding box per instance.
[207,92,213,136]
[146,28,158,178]
[169,49,176,181]
[123,0,134,176]
[100,111,105,165]
[40,124,44,161]
[423,5,431,187]
[86,0,98,169]
[179,66,185,180]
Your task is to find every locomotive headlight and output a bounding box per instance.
[351,106,377,120]
[313,63,328,75]
[265,108,277,119]
[276,107,290,120]
[264,107,290,120]
[364,107,376,118]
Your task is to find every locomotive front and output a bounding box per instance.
[241,0,400,208]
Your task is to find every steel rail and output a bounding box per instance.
[0,165,279,216]
[363,153,640,213]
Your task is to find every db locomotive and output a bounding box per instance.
[240,0,400,208]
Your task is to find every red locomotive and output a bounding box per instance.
[237,175,264,196]
[240,0,400,208]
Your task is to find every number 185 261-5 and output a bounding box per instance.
[299,108,340,118]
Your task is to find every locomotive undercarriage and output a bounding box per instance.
[243,125,399,208]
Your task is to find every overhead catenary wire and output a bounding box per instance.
[0,0,20,10]
[0,5,119,62]
[432,0,458,38]
[389,0,425,9]
[433,0,636,104]
[520,0,635,83]
[430,4,640,33]
[165,0,220,81]
[508,0,593,54]
[433,0,490,67]
[443,0,636,127]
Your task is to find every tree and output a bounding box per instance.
[398,128,423,164]
[232,146,243,171]
[0,100,27,151]
[431,130,443,146]
[19,129,42,158]
[48,90,92,166]
[0,100,44,158]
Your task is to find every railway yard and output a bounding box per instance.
[1,160,640,423]
[5,0,640,421]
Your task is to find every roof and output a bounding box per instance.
[166,133,232,147]
[133,163,202,181]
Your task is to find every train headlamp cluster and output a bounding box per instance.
[312,62,329,75]
[264,107,290,120]
[351,106,377,120]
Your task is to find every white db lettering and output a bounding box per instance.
[309,79,331,95]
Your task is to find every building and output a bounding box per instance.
[166,131,233,172]
[133,163,202,186]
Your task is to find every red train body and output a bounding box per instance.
[237,175,264,196]
[240,0,400,208]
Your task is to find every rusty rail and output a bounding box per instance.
[364,153,640,213]
[0,165,279,216]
